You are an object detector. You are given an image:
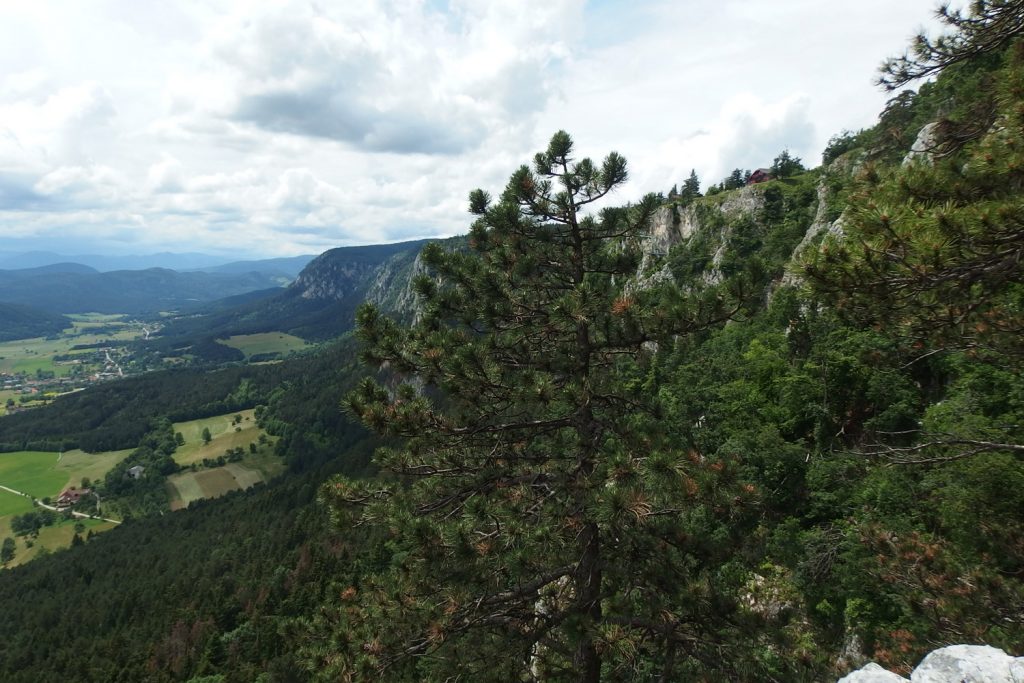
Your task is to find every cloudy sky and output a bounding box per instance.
[0,0,943,259]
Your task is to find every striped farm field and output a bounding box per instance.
[166,452,285,511]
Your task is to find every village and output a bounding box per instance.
[1,343,134,415]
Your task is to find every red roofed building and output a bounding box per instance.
[56,487,91,507]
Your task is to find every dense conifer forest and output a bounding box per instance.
[0,3,1022,681]
[0,302,70,342]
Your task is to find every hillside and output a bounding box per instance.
[0,303,70,342]
[0,7,1021,682]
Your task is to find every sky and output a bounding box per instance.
[0,0,945,259]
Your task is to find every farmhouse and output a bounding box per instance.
[747,168,773,184]
[56,487,91,507]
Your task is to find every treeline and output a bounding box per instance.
[0,302,69,342]
[0,473,350,682]
[0,362,290,453]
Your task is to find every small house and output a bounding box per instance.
[127,465,146,480]
[747,168,773,185]
[56,487,91,507]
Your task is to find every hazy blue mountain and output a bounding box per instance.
[1,262,99,275]
[194,254,317,278]
[0,251,231,272]
[0,268,290,314]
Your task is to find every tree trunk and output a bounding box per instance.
[574,520,602,683]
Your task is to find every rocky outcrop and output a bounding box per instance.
[839,645,1024,683]
[778,178,844,290]
[364,249,429,322]
[291,257,382,301]
[634,185,765,290]
[903,122,941,166]
[288,240,431,302]
[838,662,913,683]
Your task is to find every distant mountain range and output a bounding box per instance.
[0,267,292,315]
[156,239,435,346]
[0,239,436,338]
[0,251,316,276]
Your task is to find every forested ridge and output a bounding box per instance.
[0,302,70,342]
[0,4,1022,681]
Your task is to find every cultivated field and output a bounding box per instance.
[166,451,284,510]
[167,409,284,509]
[216,332,308,358]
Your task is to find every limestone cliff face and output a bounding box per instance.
[633,184,771,292]
[363,249,429,323]
[639,184,766,269]
[286,239,431,304]
[290,257,383,301]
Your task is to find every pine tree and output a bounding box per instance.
[677,170,702,205]
[721,168,746,191]
[879,0,1024,90]
[322,131,739,681]
[770,150,803,178]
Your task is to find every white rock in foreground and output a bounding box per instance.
[840,645,1024,683]
[837,662,909,682]
[911,645,1024,683]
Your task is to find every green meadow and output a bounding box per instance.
[3,517,116,568]
[0,448,124,568]
[0,489,35,517]
[173,409,259,465]
[0,451,68,498]
[216,332,308,358]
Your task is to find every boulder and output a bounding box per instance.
[839,645,1024,683]
[837,662,909,683]
[911,645,1024,683]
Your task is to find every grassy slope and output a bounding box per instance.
[0,452,66,498]
[173,408,259,465]
[217,331,309,358]
[56,448,133,486]
[6,518,115,568]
